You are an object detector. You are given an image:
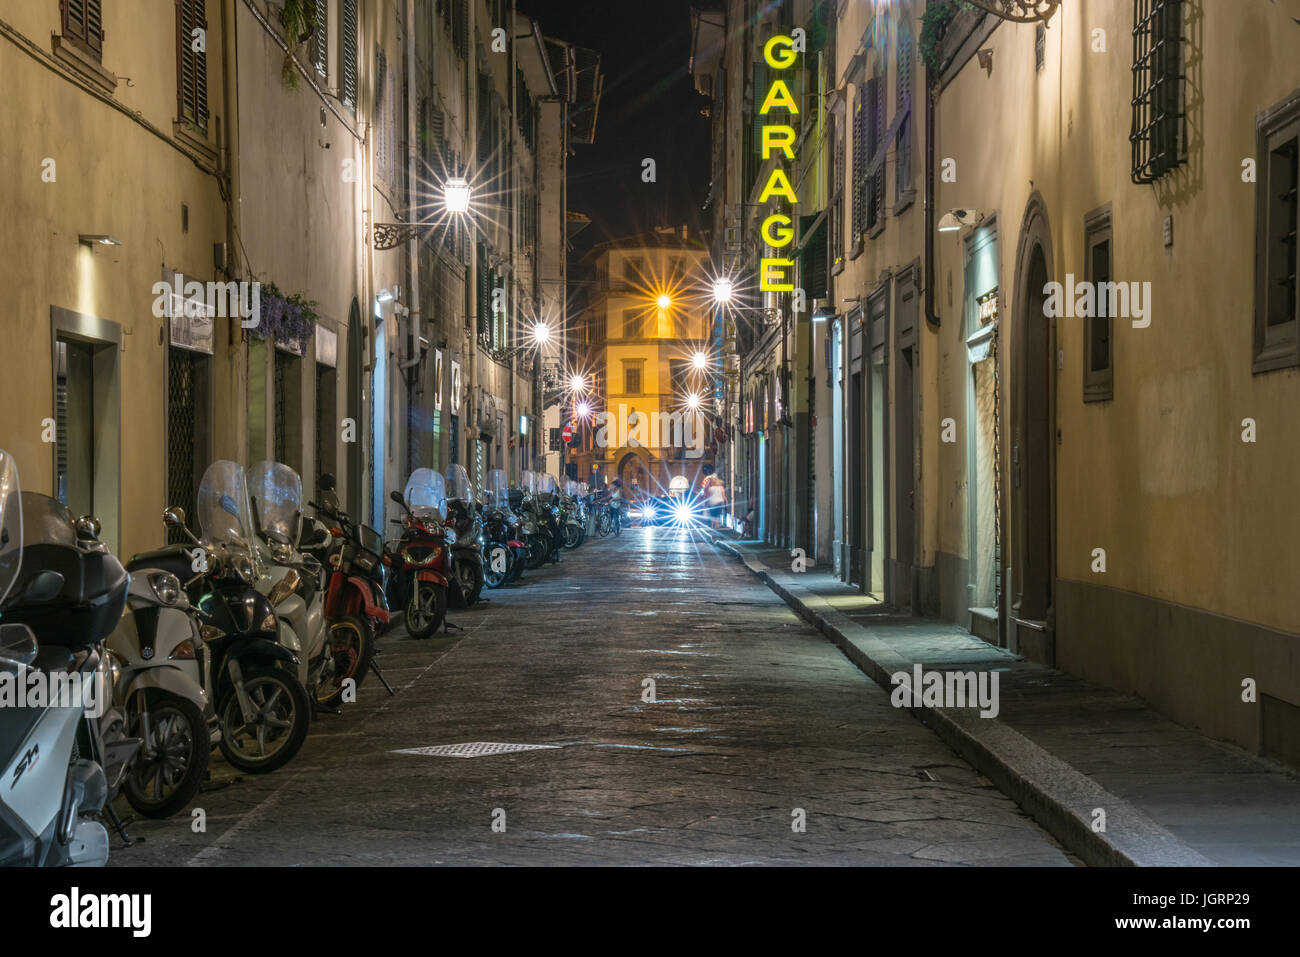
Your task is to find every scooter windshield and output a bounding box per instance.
[520,470,537,495]
[445,464,474,503]
[485,469,509,506]
[0,451,21,607]
[197,460,256,547]
[248,461,303,545]
[404,468,447,520]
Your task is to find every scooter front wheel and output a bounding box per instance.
[123,693,209,819]
[405,581,446,638]
[217,667,310,774]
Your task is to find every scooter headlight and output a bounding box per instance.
[269,541,294,564]
[233,555,256,585]
[147,571,183,606]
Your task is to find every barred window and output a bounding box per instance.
[340,0,357,110]
[176,0,208,134]
[313,0,327,76]
[1130,0,1185,184]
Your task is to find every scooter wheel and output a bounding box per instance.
[405,582,446,639]
[217,667,310,774]
[123,693,210,819]
[315,616,372,708]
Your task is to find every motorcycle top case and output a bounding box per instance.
[4,493,129,648]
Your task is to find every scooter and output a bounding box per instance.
[386,469,450,639]
[248,461,340,712]
[0,452,128,866]
[136,461,311,774]
[444,464,484,608]
[105,565,217,819]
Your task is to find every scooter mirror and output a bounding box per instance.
[75,514,102,539]
[389,490,405,505]
[319,473,337,492]
[163,506,186,527]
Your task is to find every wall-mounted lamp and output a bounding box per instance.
[937,209,986,232]
[810,304,835,323]
[79,234,123,246]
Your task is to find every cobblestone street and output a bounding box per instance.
[110,528,1071,866]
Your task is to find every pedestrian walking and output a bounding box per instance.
[700,464,726,529]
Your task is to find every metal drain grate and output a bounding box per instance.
[389,742,562,759]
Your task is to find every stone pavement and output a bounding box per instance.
[713,535,1300,866]
[108,527,1072,866]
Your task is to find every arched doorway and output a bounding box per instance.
[1009,193,1056,663]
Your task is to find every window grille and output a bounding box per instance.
[1130,0,1185,184]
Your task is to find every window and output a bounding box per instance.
[61,0,104,59]
[865,65,886,233]
[1083,204,1114,402]
[895,28,914,204]
[624,363,642,395]
[1035,22,1045,72]
[851,94,866,253]
[176,0,209,135]
[340,0,358,110]
[1253,91,1300,373]
[623,257,644,285]
[622,307,647,339]
[313,0,328,76]
[1130,0,1185,184]
[831,114,845,270]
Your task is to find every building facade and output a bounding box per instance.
[572,232,716,496]
[0,0,596,560]
[691,0,1300,765]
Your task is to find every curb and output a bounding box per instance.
[712,537,1213,868]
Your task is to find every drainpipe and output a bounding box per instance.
[220,0,242,462]
[923,79,940,329]
[400,0,421,373]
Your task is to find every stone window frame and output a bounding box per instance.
[1083,203,1114,402]
[1252,89,1300,374]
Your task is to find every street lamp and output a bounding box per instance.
[443,176,471,214]
[656,293,672,310]
[530,321,552,345]
[691,350,709,370]
[576,401,592,418]
[711,278,733,304]
[569,373,588,393]
[685,392,702,411]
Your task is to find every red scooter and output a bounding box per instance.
[385,469,451,640]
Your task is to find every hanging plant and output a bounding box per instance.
[920,0,974,74]
[254,282,318,353]
[278,0,318,90]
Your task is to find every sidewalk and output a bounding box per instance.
[711,533,1300,867]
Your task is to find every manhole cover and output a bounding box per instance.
[390,742,561,759]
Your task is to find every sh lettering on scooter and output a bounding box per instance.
[49,887,151,937]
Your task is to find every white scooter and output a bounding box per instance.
[247,461,338,712]
[0,451,131,866]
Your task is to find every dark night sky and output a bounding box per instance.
[518,0,714,251]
